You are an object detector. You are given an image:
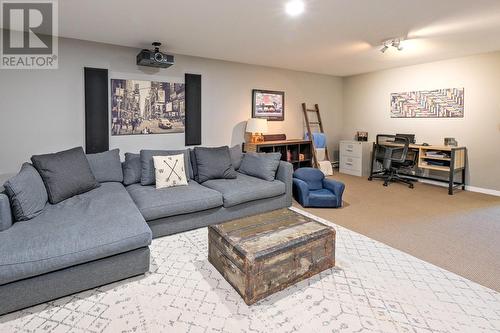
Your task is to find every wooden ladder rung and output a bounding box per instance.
[306,109,318,112]
[309,121,320,124]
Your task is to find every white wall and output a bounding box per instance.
[342,51,500,191]
[0,37,343,179]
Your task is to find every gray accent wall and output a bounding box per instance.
[0,37,343,179]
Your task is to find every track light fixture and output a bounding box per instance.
[380,38,404,53]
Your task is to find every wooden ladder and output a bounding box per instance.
[302,103,330,168]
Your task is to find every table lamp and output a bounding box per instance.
[246,118,268,143]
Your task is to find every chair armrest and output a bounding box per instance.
[293,178,310,207]
[0,193,13,232]
[276,161,293,206]
[322,179,345,207]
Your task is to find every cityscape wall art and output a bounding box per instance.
[390,88,464,118]
[111,78,185,135]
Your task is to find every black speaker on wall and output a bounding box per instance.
[84,67,109,154]
[185,73,202,146]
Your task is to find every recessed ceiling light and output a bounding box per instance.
[285,0,305,17]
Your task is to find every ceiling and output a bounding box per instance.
[59,0,500,76]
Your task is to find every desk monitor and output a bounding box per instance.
[395,134,415,144]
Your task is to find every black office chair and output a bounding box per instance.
[368,134,416,188]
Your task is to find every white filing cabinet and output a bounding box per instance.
[339,140,372,177]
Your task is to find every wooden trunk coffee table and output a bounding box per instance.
[208,208,336,305]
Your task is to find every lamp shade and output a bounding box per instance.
[246,118,268,134]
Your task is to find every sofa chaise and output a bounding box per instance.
[0,146,293,315]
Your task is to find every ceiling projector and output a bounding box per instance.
[137,42,174,68]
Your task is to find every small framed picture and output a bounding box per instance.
[252,89,285,121]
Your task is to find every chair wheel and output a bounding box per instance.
[409,184,414,189]
[368,177,373,181]
[383,183,388,187]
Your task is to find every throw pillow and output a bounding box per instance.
[189,149,198,180]
[229,144,243,170]
[122,152,141,185]
[31,147,100,204]
[239,152,282,181]
[153,154,188,189]
[194,146,237,183]
[0,193,13,231]
[86,149,123,183]
[140,149,192,185]
[3,163,48,221]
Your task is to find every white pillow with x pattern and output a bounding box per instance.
[153,154,188,189]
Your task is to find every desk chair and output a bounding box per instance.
[368,134,416,188]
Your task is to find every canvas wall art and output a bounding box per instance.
[252,89,285,121]
[390,88,464,118]
[111,79,185,135]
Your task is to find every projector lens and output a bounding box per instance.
[154,53,164,62]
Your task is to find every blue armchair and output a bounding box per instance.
[292,168,345,208]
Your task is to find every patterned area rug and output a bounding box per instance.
[1,207,499,333]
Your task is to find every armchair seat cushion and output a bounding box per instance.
[308,189,339,208]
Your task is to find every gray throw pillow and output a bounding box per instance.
[122,153,141,185]
[194,146,237,183]
[86,149,123,183]
[229,145,243,170]
[3,163,48,221]
[31,147,100,204]
[140,149,192,185]
[189,149,198,180]
[239,152,282,181]
[0,193,13,231]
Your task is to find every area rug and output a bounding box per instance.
[1,207,499,333]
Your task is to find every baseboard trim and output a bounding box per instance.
[464,185,500,197]
[418,179,500,197]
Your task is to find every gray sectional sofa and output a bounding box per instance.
[0,146,293,315]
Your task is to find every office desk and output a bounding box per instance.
[369,143,467,195]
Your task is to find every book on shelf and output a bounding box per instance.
[425,160,450,167]
[425,150,450,158]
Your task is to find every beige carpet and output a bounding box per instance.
[295,173,500,292]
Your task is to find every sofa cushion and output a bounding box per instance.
[3,163,48,221]
[31,147,100,204]
[126,181,223,221]
[238,152,282,181]
[140,149,193,185]
[202,172,286,208]
[0,182,151,285]
[189,149,198,180]
[229,145,243,170]
[122,152,141,185]
[0,193,12,231]
[86,149,123,183]
[194,146,237,183]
